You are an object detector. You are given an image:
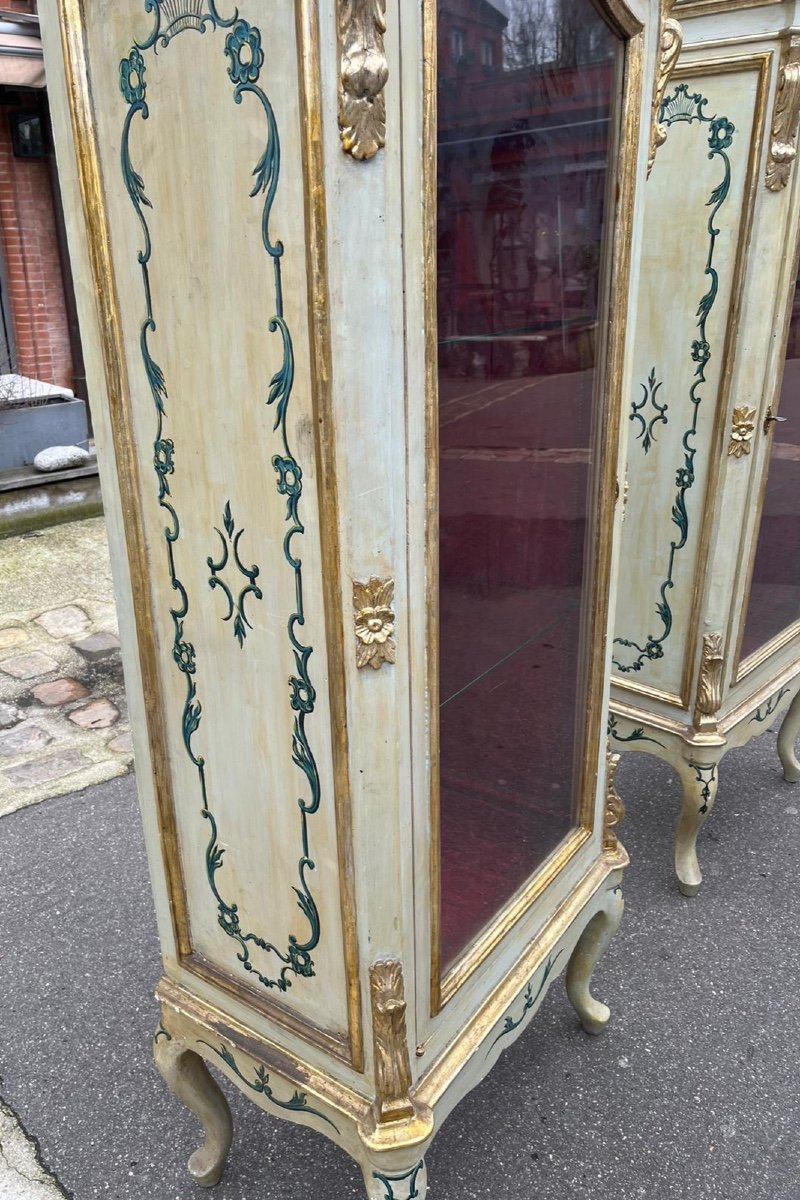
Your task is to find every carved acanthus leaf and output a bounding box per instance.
[766,37,800,191]
[694,632,724,726]
[648,0,684,178]
[603,749,625,854]
[338,0,388,161]
[369,959,415,1125]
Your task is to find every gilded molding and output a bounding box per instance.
[369,960,415,1126]
[354,577,396,669]
[647,0,683,178]
[603,750,625,854]
[727,405,756,457]
[694,632,724,727]
[766,36,800,192]
[337,0,388,161]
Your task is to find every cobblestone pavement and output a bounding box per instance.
[0,517,132,816]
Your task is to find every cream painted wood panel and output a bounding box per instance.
[615,57,765,702]
[41,0,661,1194]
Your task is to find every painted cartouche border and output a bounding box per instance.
[614,83,736,676]
[119,1,322,992]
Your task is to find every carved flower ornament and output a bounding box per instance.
[728,406,756,458]
[353,577,396,670]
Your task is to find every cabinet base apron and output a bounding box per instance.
[153,849,627,1193]
[610,669,800,895]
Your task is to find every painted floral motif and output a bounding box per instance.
[675,466,693,489]
[225,20,264,85]
[173,639,196,674]
[154,438,174,475]
[119,47,146,105]
[273,455,302,498]
[353,577,396,670]
[690,339,710,364]
[709,116,735,152]
[289,676,315,714]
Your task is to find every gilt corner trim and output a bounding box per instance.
[369,959,415,1126]
[694,632,724,729]
[337,0,388,161]
[766,35,800,191]
[603,749,625,854]
[647,0,684,178]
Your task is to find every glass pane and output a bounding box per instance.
[740,267,800,662]
[436,0,621,970]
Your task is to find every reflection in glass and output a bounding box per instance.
[740,268,800,662]
[436,0,620,969]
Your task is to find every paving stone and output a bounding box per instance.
[35,605,89,638]
[108,731,134,754]
[0,724,52,757]
[0,701,22,728]
[68,697,119,729]
[32,677,89,707]
[0,651,59,680]
[72,632,120,662]
[3,749,89,788]
[0,626,28,650]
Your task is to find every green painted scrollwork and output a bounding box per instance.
[207,501,262,647]
[119,6,322,992]
[750,685,790,724]
[153,1024,172,1043]
[198,1041,339,1132]
[372,1163,425,1200]
[614,84,736,676]
[489,951,562,1051]
[690,760,717,814]
[607,714,666,749]
[630,366,667,454]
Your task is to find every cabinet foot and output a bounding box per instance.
[154,1028,233,1187]
[565,885,624,1035]
[777,689,800,783]
[362,1158,427,1200]
[674,758,719,896]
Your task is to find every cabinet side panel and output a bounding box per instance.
[613,55,768,705]
[48,0,357,1049]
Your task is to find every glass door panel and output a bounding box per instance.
[436,0,622,970]
[740,265,800,664]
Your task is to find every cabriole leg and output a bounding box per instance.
[675,758,719,897]
[362,1158,428,1200]
[777,690,800,783]
[153,1028,233,1187]
[565,885,624,1035]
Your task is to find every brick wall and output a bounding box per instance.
[0,91,74,391]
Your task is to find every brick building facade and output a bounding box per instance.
[0,0,81,394]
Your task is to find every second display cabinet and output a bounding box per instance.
[611,0,800,896]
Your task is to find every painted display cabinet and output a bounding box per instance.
[610,0,800,897]
[41,0,663,1194]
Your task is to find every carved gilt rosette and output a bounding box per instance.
[766,36,800,192]
[338,0,388,161]
[603,749,625,854]
[694,632,724,729]
[354,576,396,669]
[647,0,683,178]
[727,406,756,458]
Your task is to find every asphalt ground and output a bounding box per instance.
[1,726,798,1199]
